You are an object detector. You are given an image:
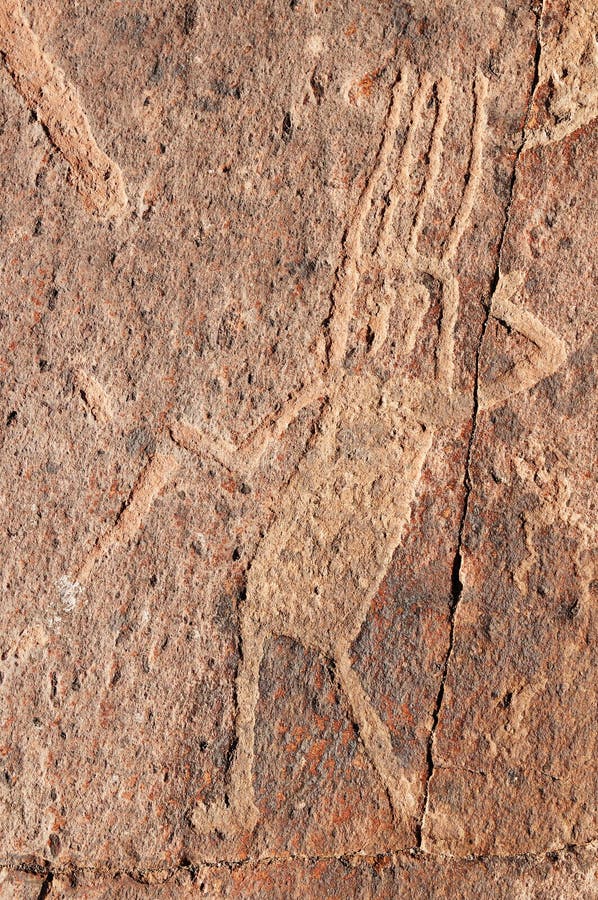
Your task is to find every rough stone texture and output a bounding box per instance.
[0,868,46,900]
[0,0,595,895]
[20,844,598,898]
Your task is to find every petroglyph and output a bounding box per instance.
[0,0,127,217]
[172,66,569,835]
[478,270,567,411]
[63,453,178,596]
[171,379,324,477]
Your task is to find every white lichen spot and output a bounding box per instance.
[57,575,83,612]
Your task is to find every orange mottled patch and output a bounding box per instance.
[306,738,328,774]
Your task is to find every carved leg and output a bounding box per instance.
[334,646,419,830]
[192,616,265,835]
[371,71,451,360]
[443,69,488,264]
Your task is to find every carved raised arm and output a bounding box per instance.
[478,271,568,411]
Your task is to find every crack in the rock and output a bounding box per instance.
[416,4,545,850]
[37,870,53,899]
[2,838,596,889]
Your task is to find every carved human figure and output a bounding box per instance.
[52,63,567,836]
[171,65,567,835]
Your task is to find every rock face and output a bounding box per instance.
[0,0,595,895]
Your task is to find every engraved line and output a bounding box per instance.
[524,110,598,151]
[431,70,489,394]
[74,453,178,584]
[171,378,325,475]
[0,0,128,217]
[326,65,413,372]
[479,271,568,410]
[368,74,446,358]
[335,647,418,826]
[444,70,488,262]
[239,377,325,469]
[434,273,460,394]
[407,78,452,257]
[349,66,413,268]
[170,420,239,473]
[403,283,432,356]
[377,71,433,262]
[366,72,431,356]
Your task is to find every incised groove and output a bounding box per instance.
[0,0,127,217]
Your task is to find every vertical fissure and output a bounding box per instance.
[416,6,544,848]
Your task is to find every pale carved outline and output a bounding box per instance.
[0,0,127,217]
[57,64,569,838]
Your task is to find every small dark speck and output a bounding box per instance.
[232,547,241,561]
[149,574,157,587]
[282,111,293,142]
[48,833,61,856]
[125,426,156,457]
[149,58,162,84]
[39,359,49,372]
[183,1,197,35]
[198,739,208,752]
[6,411,17,426]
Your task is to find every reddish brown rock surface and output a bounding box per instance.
[0,0,595,895]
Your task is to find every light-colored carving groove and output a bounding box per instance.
[445,71,488,262]
[0,0,127,217]
[525,109,598,150]
[434,72,488,394]
[326,65,414,372]
[170,420,239,474]
[479,270,567,410]
[74,369,113,424]
[377,69,431,261]
[66,453,178,590]
[407,77,452,257]
[171,377,325,474]
[172,65,569,840]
